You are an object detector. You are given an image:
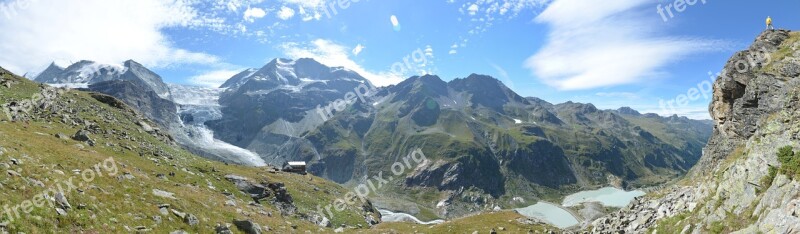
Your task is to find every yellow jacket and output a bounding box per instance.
[767,17,772,25]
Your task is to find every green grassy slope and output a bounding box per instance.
[0,68,378,233]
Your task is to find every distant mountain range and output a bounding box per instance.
[34,57,714,218]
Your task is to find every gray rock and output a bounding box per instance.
[152,189,176,199]
[169,231,189,234]
[319,216,331,228]
[72,130,91,142]
[215,224,233,234]
[55,207,67,216]
[171,209,186,219]
[55,133,70,140]
[233,220,262,234]
[183,213,199,226]
[54,192,71,209]
[780,61,800,77]
[27,178,45,187]
[6,170,20,177]
[158,204,170,215]
[138,121,155,133]
[224,200,236,207]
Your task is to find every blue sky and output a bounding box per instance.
[1,0,798,119]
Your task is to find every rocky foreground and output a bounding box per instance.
[592,30,800,233]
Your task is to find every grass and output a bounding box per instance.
[0,71,374,233]
[762,31,800,72]
[758,166,778,194]
[650,213,691,233]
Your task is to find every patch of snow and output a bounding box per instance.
[76,62,127,81]
[514,119,522,124]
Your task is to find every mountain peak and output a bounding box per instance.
[617,107,641,115]
[465,73,498,81]
[123,59,143,67]
[48,61,63,68]
[33,62,66,82]
[557,101,598,114]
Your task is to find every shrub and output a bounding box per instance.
[777,146,795,164]
[776,146,800,178]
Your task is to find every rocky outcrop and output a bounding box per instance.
[592,30,800,233]
[591,186,708,233]
[86,78,180,129]
[224,174,296,215]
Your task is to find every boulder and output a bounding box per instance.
[72,130,91,142]
[183,213,199,226]
[233,220,262,234]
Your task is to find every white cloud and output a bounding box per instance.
[449,50,458,55]
[188,69,244,87]
[283,0,325,21]
[279,39,404,87]
[277,6,295,20]
[279,0,324,9]
[0,0,220,75]
[459,0,550,35]
[424,45,434,57]
[390,15,401,31]
[524,0,722,90]
[243,7,267,22]
[467,4,480,15]
[298,6,320,21]
[352,44,365,56]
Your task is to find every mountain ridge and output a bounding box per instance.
[28,57,714,221]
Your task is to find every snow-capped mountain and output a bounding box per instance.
[34,60,173,100]
[219,58,371,92]
[207,58,374,165]
[219,68,258,90]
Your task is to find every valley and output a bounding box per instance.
[1,0,798,233]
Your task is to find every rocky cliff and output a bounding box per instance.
[592,29,800,233]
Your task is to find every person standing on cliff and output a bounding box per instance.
[767,16,774,30]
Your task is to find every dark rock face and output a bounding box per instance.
[87,79,179,129]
